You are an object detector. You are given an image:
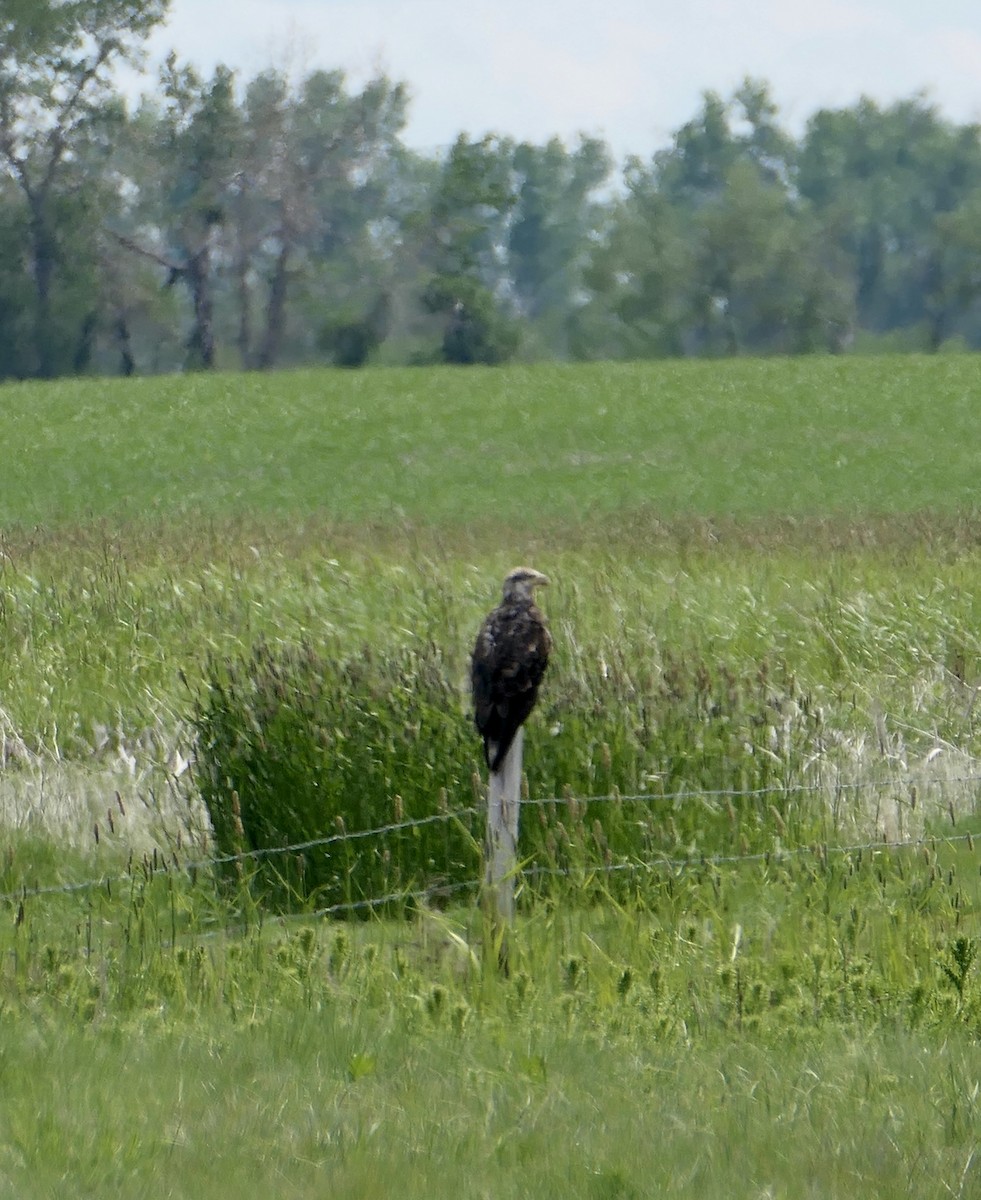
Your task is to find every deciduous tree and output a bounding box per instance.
[0,0,168,375]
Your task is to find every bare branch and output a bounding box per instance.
[109,229,183,277]
[40,39,119,194]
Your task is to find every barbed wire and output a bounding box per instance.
[521,828,980,883]
[203,826,981,932]
[308,877,481,920]
[0,805,481,907]
[206,805,480,870]
[521,772,981,811]
[3,772,980,910]
[172,832,981,943]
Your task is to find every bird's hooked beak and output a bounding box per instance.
[502,566,550,603]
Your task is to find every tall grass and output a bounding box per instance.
[3,819,981,1198]
[3,524,981,870]
[191,629,828,910]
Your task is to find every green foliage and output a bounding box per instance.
[426,134,516,279]
[7,39,981,376]
[318,317,379,367]
[0,189,34,378]
[190,626,825,913]
[415,133,522,364]
[508,135,612,355]
[317,294,391,366]
[192,638,481,910]
[0,0,169,377]
[8,44,981,373]
[422,274,520,364]
[940,935,977,1001]
[798,95,981,343]
[231,68,407,370]
[579,81,854,359]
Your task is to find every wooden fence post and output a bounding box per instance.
[484,726,522,971]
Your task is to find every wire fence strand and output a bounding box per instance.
[3,773,980,910]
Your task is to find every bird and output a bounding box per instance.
[471,567,552,773]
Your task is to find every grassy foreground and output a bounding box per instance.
[5,978,981,1200]
[3,824,981,1200]
[2,358,981,1197]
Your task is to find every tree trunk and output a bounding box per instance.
[235,258,254,369]
[924,250,949,352]
[115,314,135,376]
[28,198,57,378]
[73,311,97,373]
[257,240,291,369]
[185,241,216,369]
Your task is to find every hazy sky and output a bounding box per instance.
[135,0,981,159]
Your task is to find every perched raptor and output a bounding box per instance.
[471,567,552,773]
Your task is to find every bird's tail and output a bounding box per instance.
[487,737,515,774]
[484,739,500,772]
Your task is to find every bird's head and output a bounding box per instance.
[502,566,550,603]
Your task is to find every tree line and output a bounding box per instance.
[3,0,981,380]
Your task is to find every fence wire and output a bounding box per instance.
[3,771,981,912]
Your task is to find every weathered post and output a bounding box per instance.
[486,725,523,920]
[485,727,523,971]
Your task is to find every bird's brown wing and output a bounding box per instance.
[471,602,551,770]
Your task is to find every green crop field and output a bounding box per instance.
[2,357,981,1198]
[2,356,980,529]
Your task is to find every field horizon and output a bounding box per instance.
[3,356,981,533]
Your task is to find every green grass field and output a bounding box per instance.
[2,357,981,1198]
[3,356,980,529]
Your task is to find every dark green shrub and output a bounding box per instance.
[422,275,520,365]
[192,637,822,914]
[521,650,824,895]
[318,294,391,367]
[191,639,481,912]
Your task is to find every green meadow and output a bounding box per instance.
[2,356,980,528]
[2,357,981,1198]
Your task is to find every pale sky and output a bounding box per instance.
[134,0,981,160]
